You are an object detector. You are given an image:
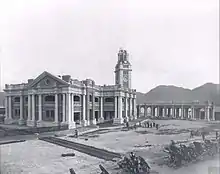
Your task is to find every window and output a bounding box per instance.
[45,95,55,102]
[105,97,114,103]
[95,97,99,102]
[89,95,92,102]
[14,97,20,102]
[74,96,80,102]
[25,97,28,102]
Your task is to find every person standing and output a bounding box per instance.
[202,132,205,141]
[190,130,193,138]
[75,129,78,138]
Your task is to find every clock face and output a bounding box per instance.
[123,75,128,82]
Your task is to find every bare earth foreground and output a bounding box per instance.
[1,120,220,174]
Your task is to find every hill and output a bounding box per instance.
[137,83,220,105]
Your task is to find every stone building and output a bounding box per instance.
[3,49,137,129]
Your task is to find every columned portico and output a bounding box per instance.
[137,101,216,122]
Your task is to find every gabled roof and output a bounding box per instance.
[27,71,69,88]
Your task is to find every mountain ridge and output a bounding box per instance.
[136,83,220,105]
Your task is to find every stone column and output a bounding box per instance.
[191,107,194,120]
[207,107,210,121]
[67,93,75,129]
[62,93,66,123]
[32,95,35,121]
[66,93,71,126]
[71,94,75,122]
[162,107,165,117]
[212,106,215,121]
[181,106,184,119]
[157,107,160,117]
[81,94,87,126]
[204,107,207,120]
[54,93,59,123]
[99,96,104,122]
[172,106,176,118]
[144,105,147,117]
[19,95,24,125]
[8,96,12,119]
[71,93,75,128]
[125,97,128,120]
[91,93,96,125]
[151,106,154,116]
[4,97,8,119]
[27,95,31,121]
[129,98,133,119]
[38,94,42,121]
[114,96,118,118]
[113,95,123,124]
[133,97,137,119]
[86,93,90,125]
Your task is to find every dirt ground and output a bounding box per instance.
[1,120,220,174]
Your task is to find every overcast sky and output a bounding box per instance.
[0,0,219,93]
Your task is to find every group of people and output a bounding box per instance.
[143,121,159,130]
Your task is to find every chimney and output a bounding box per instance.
[62,75,71,83]
[28,79,34,84]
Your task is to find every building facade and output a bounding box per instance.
[3,49,137,129]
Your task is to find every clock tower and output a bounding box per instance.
[115,48,132,88]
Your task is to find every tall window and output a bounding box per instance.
[89,95,92,102]
[95,97,99,102]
